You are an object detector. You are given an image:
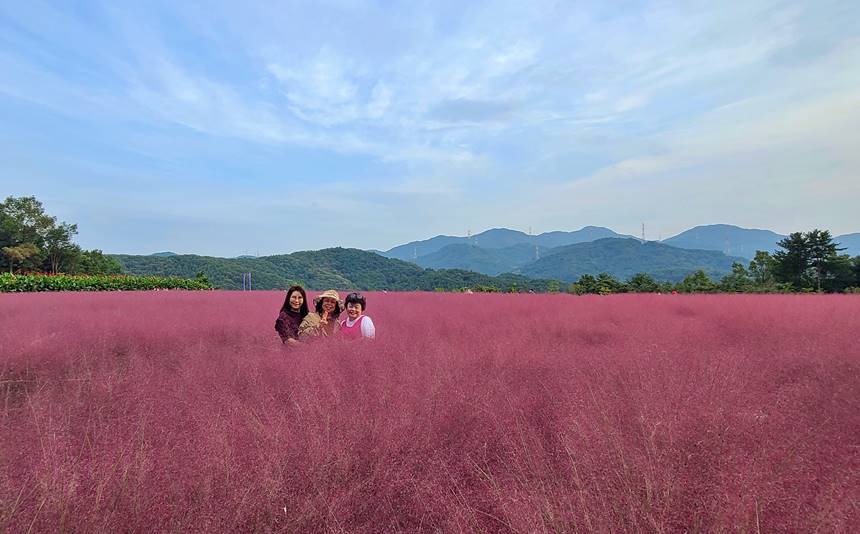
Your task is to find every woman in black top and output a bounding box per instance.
[275,285,309,345]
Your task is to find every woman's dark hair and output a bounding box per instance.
[315,297,342,318]
[344,292,366,311]
[280,285,309,318]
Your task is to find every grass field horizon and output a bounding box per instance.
[2,291,858,532]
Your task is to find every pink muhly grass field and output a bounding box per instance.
[1,291,858,532]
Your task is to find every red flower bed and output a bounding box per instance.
[1,291,857,531]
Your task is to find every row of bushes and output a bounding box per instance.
[0,272,213,292]
[437,269,860,295]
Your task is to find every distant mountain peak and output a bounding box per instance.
[662,225,786,259]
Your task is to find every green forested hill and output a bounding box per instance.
[520,238,743,282]
[112,248,554,291]
[414,243,552,275]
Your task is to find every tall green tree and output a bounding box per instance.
[596,272,626,294]
[853,256,860,287]
[0,196,95,274]
[719,262,752,292]
[773,229,846,292]
[568,274,599,295]
[773,232,810,289]
[45,223,80,273]
[748,250,776,286]
[2,244,41,273]
[806,229,844,291]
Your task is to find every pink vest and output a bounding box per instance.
[339,315,365,339]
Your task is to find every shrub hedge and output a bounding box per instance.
[0,273,212,292]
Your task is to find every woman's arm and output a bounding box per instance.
[361,316,376,339]
[275,312,290,343]
[299,313,320,338]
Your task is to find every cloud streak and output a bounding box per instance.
[0,0,858,253]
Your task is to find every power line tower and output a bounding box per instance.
[241,272,252,290]
[641,222,646,241]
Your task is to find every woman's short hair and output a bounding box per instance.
[281,285,309,318]
[344,292,366,310]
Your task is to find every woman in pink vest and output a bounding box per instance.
[340,292,376,340]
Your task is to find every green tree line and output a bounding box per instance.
[4,196,858,293]
[565,230,860,294]
[1,196,122,275]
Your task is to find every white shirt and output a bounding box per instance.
[343,315,376,339]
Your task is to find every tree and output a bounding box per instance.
[822,255,855,293]
[854,256,860,287]
[2,243,41,273]
[45,223,79,273]
[627,272,659,293]
[719,262,751,292]
[773,232,810,289]
[569,274,599,295]
[0,196,80,273]
[676,270,717,293]
[748,251,776,286]
[806,230,844,292]
[77,249,123,275]
[596,272,626,294]
[773,230,846,292]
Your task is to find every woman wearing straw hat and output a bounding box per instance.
[298,289,343,338]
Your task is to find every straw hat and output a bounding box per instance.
[313,289,342,306]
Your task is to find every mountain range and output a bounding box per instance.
[384,226,635,261]
[371,224,859,283]
[115,248,554,291]
[126,224,857,290]
[384,224,859,261]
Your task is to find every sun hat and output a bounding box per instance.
[313,289,342,306]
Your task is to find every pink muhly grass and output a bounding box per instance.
[0,291,858,532]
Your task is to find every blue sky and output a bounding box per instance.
[1,1,858,256]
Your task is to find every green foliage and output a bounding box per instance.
[194,271,211,286]
[113,248,557,292]
[0,196,121,275]
[2,243,41,273]
[567,273,627,295]
[522,238,741,283]
[76,249,123,275]
[675,270,718,293]
[596,273,627,295]
[627,272,660,293]
[854,256,860,286]
[773,230,849,292]
[749,250,777,285]
[0,273,212,292]
[473,285,501,293]
[568,274,597,295]
[719,262,752,292]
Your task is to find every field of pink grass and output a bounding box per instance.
[1,291,858,532]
